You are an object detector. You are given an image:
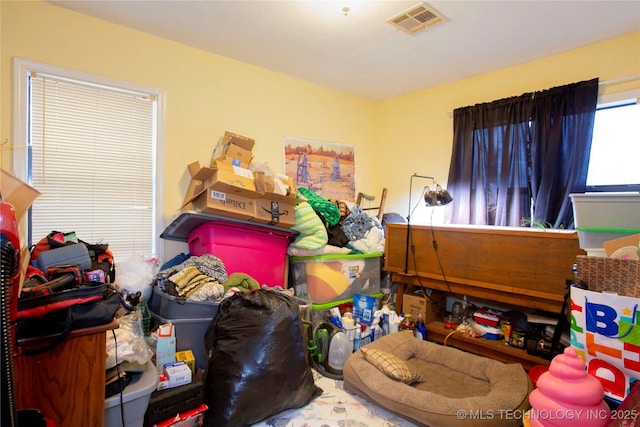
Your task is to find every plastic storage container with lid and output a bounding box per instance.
[149,311,212,371]
[149,285,219,320]
[187,220,296,287]
[290,253,382,304]
[569,192,640,256]
[104,361,158,427]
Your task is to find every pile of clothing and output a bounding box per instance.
[155,188,384,304]
[288,188,385,256]
[155,253,286,303]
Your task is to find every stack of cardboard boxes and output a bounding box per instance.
[181,131,299,228]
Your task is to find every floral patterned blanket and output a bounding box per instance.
[253,370,418,427]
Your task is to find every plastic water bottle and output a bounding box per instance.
[414,313,427,340]
[354,322,362,351]
[361,325,370,347]
[328,331,351,371]
[381,305,390,335]
[389,308,400,333]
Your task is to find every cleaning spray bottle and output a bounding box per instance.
[414,313,427,340]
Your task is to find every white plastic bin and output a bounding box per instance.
[570,192,640,252]
[104,361,158,427]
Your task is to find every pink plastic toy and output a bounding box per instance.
[527,347,610,427]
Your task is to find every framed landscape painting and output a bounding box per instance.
[284,136,356,202]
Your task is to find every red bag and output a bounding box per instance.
[30,231,115,283]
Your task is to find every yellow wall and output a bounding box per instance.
[376,31,640,223]
[0,0,375,257]
[2,1,639,256]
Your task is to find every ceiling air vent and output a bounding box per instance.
[387,2,446,35]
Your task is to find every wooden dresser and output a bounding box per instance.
[385,223,586,367]
[15,320,118,427]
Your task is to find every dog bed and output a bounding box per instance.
[343,333,532,427]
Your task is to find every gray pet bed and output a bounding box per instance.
[343,333,532,427]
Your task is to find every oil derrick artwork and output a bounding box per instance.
[284,137,356,201]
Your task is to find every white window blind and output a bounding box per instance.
[29,72,156,259]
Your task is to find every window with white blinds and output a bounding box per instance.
[27,70,158,260]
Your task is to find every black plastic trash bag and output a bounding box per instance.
[203,290,322,426]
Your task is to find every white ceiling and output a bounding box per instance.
[49,0,640,101]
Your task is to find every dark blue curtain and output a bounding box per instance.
[447,78,599,228]
[447,96,531,226]
[529,80,600,228]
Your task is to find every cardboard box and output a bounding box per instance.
[222,131,255,152]
[211,144,253,168]
[1,169,42,296]
[175,350,196,374]
[181,162,206,208]
[253,197,298,227]
[200,161,256,195]
[189,187,256,220]
[211,131,255,168]
[402,287,445,323]
[0,168,41,222]
[254,172,295,196]
[252,172,299,227]
[163,361,192,389]
[155,324,176,374]
[353,293,381,326]
[603,233,640,257]
[181,161,259,220]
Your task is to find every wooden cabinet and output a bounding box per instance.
[385,224,585,368]
[425,320,551,370]
[15,320,118,427]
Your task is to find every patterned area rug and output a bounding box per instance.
[252,369,419,427]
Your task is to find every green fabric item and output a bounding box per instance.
[223,272,261,291]
[290,201,328,250]
[297,187,341,226]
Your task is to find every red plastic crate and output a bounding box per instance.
[187,220,295,287]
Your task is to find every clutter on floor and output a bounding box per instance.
[251,370,418,427]
[343,332,533,427]
[6,131,638,427]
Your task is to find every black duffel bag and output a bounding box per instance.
[15,283,120,355]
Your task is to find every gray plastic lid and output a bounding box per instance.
[104,361,159,408]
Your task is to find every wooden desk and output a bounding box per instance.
[385,224,584,367]
[426,320,549,371]
[385,224,585,314]
[15,319,118,427]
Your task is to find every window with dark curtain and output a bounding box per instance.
[446,78,599,229]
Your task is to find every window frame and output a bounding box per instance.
[585,87,640,193]
[12,57,166,260]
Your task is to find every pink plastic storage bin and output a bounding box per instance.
[187,221,295,287]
